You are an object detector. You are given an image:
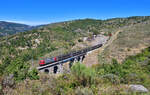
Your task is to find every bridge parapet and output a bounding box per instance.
[37,44,103,74]
[37,55,86,74]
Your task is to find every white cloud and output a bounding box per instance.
[1,20,51,26]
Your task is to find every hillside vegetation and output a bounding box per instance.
[3,47,150,95]
[0,21,34,37]
[1,16,150,63]
[99,18,150,63]
[0,16,150,94]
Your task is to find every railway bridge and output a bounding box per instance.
[37,44,103,74]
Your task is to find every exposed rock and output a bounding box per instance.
[129,84,149,92]
[35,39,40,44]
[18,46,28,50]
[2,74,15,88]
[74,28,83,33]
[101,32,105,35]
[90,34,109,45]
[83,37,88,42]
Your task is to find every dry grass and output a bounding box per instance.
[83,30,121,66]
[101,21,150,63]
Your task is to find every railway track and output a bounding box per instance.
[37,44,103,71]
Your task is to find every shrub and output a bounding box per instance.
[2,57,39,81]
[121,73,139,84]
[78,39,83,42]
[71,62,96,86]
[28,68,39,80]
[112,58,119,65]
[92,30,99,35]
[101,74,120,84]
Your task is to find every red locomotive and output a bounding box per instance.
[39,57,57,66]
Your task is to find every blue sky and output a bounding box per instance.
[0,0,150,25]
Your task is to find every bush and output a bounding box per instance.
[112,58,119,64]
[28,68,39,80]
[3,58,29,81]
[122,73,139,84]
[1,57,39,81]
[71,62,96,86]
[78,39,83,42]
[101,74,120,84]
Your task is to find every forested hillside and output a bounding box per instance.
[0,21,34,37]
[1,16,150,64]
[0,16,150,95]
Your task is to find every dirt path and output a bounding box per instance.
[83,30,121,67]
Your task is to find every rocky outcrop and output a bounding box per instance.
[2,74,15,88]
[128,84,149,92]
[1,74,15,95]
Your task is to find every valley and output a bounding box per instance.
[0,16,150,95]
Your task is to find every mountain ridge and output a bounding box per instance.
[1,16,150,37]
[1,16,150,63]
[0,21,35,37]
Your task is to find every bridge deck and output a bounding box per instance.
[37,53,86,70]
[37,44,103,71]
